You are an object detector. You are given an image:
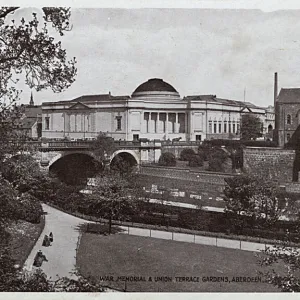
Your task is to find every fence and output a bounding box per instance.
[120,225,269,252]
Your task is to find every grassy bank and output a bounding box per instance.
[6,216,45,267]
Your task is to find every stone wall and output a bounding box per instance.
[243,147,295,183]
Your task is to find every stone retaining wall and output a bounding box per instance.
[243,147,295,183]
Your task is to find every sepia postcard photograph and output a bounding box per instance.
[1,0,300,298]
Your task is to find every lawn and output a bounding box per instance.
[76,232,279,292]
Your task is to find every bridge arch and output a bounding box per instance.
[49,151,103,185]
[110,150,139,166]
[48,151,99,168]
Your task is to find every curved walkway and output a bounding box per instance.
[23,204,278,282]
[23,204,89,280]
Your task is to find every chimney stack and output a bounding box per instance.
[274,72,278,106]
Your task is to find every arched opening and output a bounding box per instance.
[268,124,273,133]
[110,152,138,175]
[49,153,103,185]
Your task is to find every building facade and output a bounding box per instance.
[275,88,300,147]
[42,78,273,142]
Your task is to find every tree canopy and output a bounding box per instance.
[0,7,76,103]
[240,113,263,141]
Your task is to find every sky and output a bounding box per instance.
[7,3,300,108]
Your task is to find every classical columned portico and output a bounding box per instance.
[143,112,186,134]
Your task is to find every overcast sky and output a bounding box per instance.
[11,6,300,107]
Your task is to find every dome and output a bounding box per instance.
[132,78,180,99]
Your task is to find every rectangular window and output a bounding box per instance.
[229,123,231,133]
[287,133,291,141]
[133,134,139,141]
[224,122,227,133]
[237,123,240,134]
[214,122,217,133]
[196,135,202,141]
[116,116,122,131]
[233,123,236,133]
[208,121,212,133]
[45,117,50,130]
[219,123,222,133]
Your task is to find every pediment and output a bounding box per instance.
[68,102,90,110]
[240,106,252,113]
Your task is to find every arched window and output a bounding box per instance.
[268,124,273,133]
[287,114,291,125]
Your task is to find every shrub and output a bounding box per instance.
[158,152,176,166]
[17,193,43,223]
[188,155,204,167]
[207,149,228,172]
[180,148,195,161]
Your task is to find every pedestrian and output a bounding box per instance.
[42,235,50,247]
[33,250,44,267]
[49,232,53,243]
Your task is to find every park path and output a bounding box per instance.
[23,204,275,282]
[23,203,88,280]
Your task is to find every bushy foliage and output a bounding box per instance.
[158,152,176,167]
[16,193,43,223]
[180,148,195,161]
[207,149,228,172]
[188,154,204,167]
[224,175,284,231]
[258,240,300,292]
[240,113,263,141]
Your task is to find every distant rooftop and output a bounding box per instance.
[277,88,300,103]
[184,95,260,108]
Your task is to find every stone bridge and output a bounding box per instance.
[13,140,201,172]
[29,140,162,171]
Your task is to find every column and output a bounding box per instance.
[157,112,160,133]
[149,112,152,133]
[166,113,169,136]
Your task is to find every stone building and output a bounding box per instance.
[275,88,300,147]
[42,78,272,142]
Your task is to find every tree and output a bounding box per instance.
[240,113,262,141]
[224,175,283,232]
[86,173,142,234]
[91,132,116,167]
[0,7,76,102]
[207,148,228,172]
[158,152,176,167]
[0,7,77,158]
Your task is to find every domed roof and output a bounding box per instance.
[132,78,179,97]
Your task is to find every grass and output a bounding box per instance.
[6,217,45,267]
[76,232,279,292]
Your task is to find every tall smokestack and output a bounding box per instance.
[274,72,278,106]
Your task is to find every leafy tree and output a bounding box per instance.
[0,7,76,158]
[0,7,76,102]
[86,173,142,234]
[207,148,228,172]
[110,155,135,177]
[224,175,283,231]
[158,152,176,167]
[180,148,195,161]
[240,113,263,141]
